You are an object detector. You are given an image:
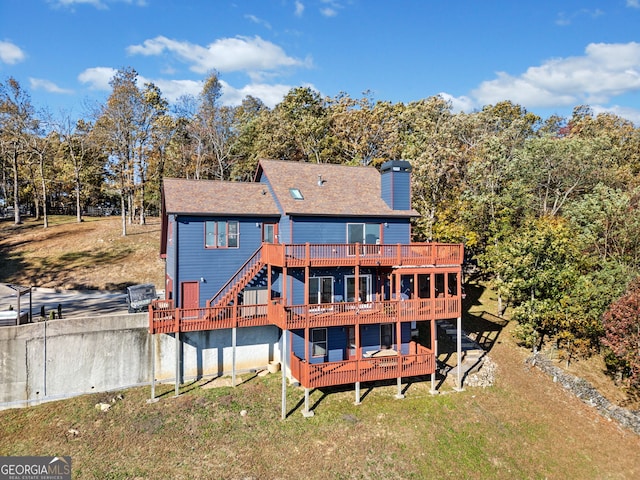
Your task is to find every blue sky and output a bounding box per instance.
[1,0,640,123]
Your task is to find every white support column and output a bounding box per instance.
[302,387,314,417]
[174,332,181,397]
[354,381,361,405]
[281,329,288,420]
[147,334,158,403]
[395,377,405,399]
[395,319,403,399]
[43,318,47,398]
[455,316,464,392]
[232,327,237,387]
[430,320,439,395]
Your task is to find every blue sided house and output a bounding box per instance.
[150,159,464,414]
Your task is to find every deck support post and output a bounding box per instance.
[281,329,288,420]
[174,331,181,397]
[430,319,439,395]
[302,388,314,417]
[354,382,361,405]
[454,316,464,392]
[394,377,405,399]
[232,327,237,387]
[147,334,158,403]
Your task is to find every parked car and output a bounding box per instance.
[126,284,158,313]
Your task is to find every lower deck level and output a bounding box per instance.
[290,340,434,389]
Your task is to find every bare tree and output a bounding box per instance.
[0,77,38,225]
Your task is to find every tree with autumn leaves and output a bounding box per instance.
[2,74,640,390]
[602,279,640,388]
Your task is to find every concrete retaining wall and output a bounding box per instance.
[0,314,282,410]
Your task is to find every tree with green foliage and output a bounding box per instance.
[327,92,400,166]
[555,263,633,363]
[566,184,640,268]
[513,135,608,217]
[399,96,461,241]
[228,96,269,181]
[269,87,333,163]
[487,216,581,349]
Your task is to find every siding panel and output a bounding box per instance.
[175,215,266,307]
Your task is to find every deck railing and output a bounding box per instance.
[261,242,462,268]
[290,342,435,388]
[281,298,459,330]
[150,297,461,333]
[149,300,271,333]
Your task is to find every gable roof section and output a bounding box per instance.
[257,159,419,217]
[162,178,279,216]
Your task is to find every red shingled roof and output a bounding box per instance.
[162,160,419,218]
[257,159,418,217]
[162,178,279,216]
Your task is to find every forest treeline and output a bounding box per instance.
[1,68,639,391]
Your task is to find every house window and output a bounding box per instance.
[380,323,395,350]
[435,273,445,297]
[263,223,276,243]
[290,188,304,200]
[418,274,431,299]
[309,277,333,304]
[347,223,380,244]
[311,328,327,357]
[205,221,239,248]
[448,272,458,296]
[345,274,372,303]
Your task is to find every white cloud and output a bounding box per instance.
[555,8,603,26]
[471,42,640,109]
[245,14,271,29]
[627,0,640,9]
[437,92,475,114]
[294,1,304,16]
[48,0,147,9]
[0,41,26,65]
[127,35,310,76]
[150,78,203,103]
[320,8,337,17]
[220,81,299,108]
[77,67,117,90]
[76,64,292,109]
[592,104,640,124]
[51,0,104,6]
[319,0,342,17]
[29,78,74,94]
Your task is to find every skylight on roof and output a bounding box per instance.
[289,188,304,200]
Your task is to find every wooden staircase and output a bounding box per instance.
[206,247,265,308]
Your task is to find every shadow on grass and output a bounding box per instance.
[461,280,509,354]
[286,374,443,417]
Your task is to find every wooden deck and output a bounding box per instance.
[149,297,461,334]
[290,342,435,388]
[149,241,461,388]
[261,242,462,268]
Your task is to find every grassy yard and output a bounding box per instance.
[1,334,639,480]
[0,215,164,290]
